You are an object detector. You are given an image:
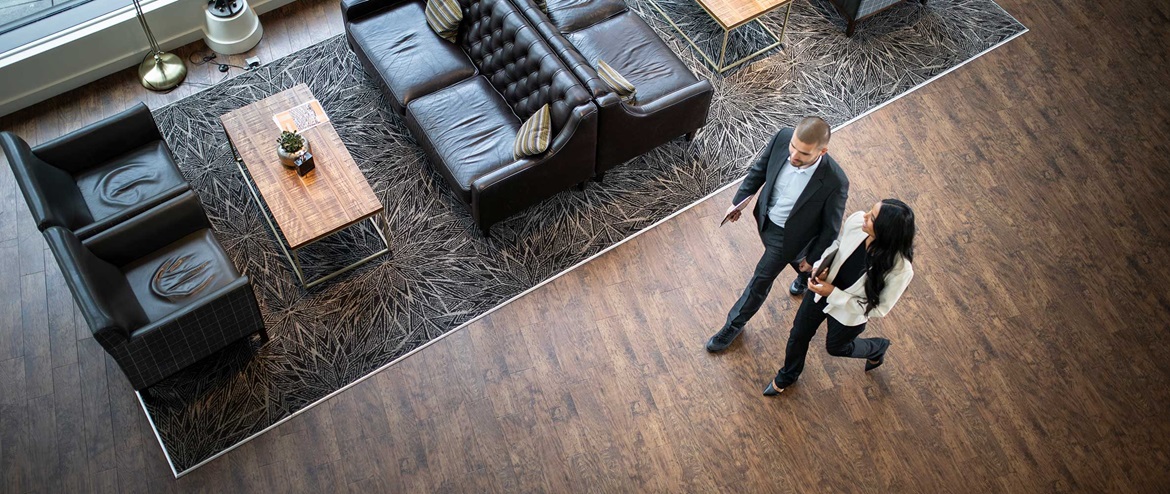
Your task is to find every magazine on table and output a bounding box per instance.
[273,99,329,133]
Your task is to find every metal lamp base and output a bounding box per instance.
[138,52,187,91]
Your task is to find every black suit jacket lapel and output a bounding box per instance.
[761,142,789,202]
[787,160,829,221]
[755,138,790,227]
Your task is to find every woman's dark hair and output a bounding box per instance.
[864,199,916,315]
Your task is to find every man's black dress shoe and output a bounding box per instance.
[788,275,808,296]
[763,381,784,396]
[705,325,743,352]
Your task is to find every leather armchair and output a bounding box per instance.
[828,0,926,36]
[44,190,266,392]
[0,102,190,240]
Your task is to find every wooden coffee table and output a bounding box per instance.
[649,0,793,73]
[220,84,388,288]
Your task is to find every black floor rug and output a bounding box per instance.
[146,0,1024,474]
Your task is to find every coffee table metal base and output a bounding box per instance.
[235,161,389,288]
[648,0,792,73]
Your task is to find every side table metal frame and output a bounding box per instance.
[648,0,794,73]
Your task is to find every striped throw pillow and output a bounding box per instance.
[597,60,636,104]
[513,104,551,160]
[425,0,462,43]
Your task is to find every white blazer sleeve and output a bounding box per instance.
[825,264,914,319]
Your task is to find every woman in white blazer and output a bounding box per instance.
[764,199,916,396]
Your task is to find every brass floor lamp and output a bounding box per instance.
[132,0,187,91]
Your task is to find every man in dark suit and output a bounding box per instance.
[707,116,849,352]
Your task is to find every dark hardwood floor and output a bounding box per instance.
[2,0,1169,492]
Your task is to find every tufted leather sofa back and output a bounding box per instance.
[458,0,591,136]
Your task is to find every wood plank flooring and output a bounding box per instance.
[2,0,1169,491]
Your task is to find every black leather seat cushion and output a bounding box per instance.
[348,0,478,111]
[565,11,699,105]
[542,0,628,32]
[72,141,188,238]
[405,76,521,203]
[121,229,240,323]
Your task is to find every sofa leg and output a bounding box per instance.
[591,171,606,183]
[846,18,856,37]
[685,130,697,141]
[480,225,492,239]
[576,181,586,191]
[258,327,270,343]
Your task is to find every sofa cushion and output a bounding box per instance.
[513,104,552,159]
[74,141,188,231]
[596,60,636,103]
[543,0,628,32]
[425,0,462,42]
[348,0,476,111]
[405,77,521,203]
[565,11,697,105]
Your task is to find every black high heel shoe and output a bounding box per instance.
[763,380,784,396]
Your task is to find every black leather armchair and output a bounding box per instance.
[44,190,266,392]
[0,102,190,240]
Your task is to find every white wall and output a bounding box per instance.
[0,0,296,118]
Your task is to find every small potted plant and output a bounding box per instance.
[277,130,310,168]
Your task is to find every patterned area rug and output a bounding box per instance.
[146,0,1024,473]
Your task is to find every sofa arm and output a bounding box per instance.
[341,0,413,22]
[1,132,95,232]
[627,79,714,118]
[84,190,211,266]
[115,277,263,390]
[33,102,164,174]
[470,104,598,230]
[43,226,149,347]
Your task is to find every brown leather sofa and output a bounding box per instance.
[514,0,714,175]
[342,0,599,235]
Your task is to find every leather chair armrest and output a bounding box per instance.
[470,104,598,229]
[84,190,211,266]
[1,132,95,231]
[341,0,414,22]
[43,226,147,346]
[33,103,164,174]
[625,79,714,117]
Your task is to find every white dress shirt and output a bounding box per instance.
[767,155,822,227]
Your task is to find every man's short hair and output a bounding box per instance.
[795,116,831,147]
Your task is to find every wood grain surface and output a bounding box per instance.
[697,0,792,30]
[1,0,1169,491]
[220,84,381,249]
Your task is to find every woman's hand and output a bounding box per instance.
[807,275,834,297]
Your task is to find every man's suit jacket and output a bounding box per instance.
[732,128,849,264]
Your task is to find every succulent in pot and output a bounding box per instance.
[277,130,311,168]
